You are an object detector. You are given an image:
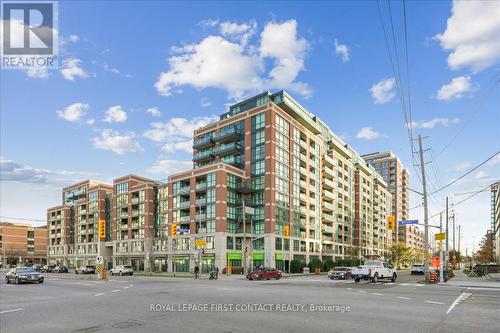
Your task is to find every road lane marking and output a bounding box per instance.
[123,286,129,289]
[386,283,395,285]
[347,288,353,290]
[358,290,367,293]
[111,289,120,293]
[400,283,410,286]
[129,284,134,287]
[0,308,23,314]
[446,292,472,314]
[94,293,104,296]
[425,301,444,305]
[373,293,384,296]
[397,296,411,300]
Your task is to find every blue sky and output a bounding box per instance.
[1,1,499,254]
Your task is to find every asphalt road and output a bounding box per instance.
[1,270,499,333]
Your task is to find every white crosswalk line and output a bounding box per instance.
[397,296,411,300]
[425,301,444,305]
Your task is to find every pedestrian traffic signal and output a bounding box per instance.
[170,223,178,236]
[98,219,106,240]
[387,215,395,231]
[283,225,289,237]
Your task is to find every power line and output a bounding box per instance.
[0,215,46,222]
[430,150,500,195]
[428,182,495,221]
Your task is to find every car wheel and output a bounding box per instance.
[6,277,10,284]
[354,277,360,283]
[329,277,334,280]
[276,276,281,280]
[110,271,114,276]
[372,273,379,283]
[119,271,123,276]
[391,273,396,283]
[15,277,20,285]
[39,279,44,284]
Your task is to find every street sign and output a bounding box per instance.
[195,239,207,246]
[96,256,103,265]
[398,219,418,225]
[435,232,446,241]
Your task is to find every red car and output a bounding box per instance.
[246,267,282,280]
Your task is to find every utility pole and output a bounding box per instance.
[445,197,449,263]
[439,213,443,283]
[417,135,430,274]
[458,225,461,269]
[242,200,247,275]
[452,212,456,253]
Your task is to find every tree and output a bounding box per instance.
[344,245,361,260]
[388,242,412,269]
[475,233,494,264]
[448,250,463,264]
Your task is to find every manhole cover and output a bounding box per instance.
[112,322,142,329]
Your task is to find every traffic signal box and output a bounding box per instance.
[170,223,178,236]
[387,215,396,231]
[98,219,106,240]
[283,225,289,237]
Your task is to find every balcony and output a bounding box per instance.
[120,224,128,230]
[322,189,335,201]
[120,212,128,218]
[178,201,191,210]
[195,198,207,206]
[300,180,308,189]
[323,154,335,167]
[195,213,207,221]
[193,149,215,163]
[323,213,335,223]
[131,198,139,205]
[300,166,308,176]
[179,215,191,223]
[195,182,207,191]
[299,193,308,202]
[131,210,139,217]
[214,142,242,156]
[322,201,335,212]
[214,127,241,143]
[323,178,335,190]
[222,156,244,168]
[79,210,87,215]
[322,224,335,234]
[193,135,215,149]
[178,185,191,195]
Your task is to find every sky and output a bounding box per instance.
[1,0,499,256]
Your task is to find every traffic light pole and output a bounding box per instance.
[439,213,443,283]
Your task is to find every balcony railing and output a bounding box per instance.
[131,198,139,205]
[178,186,191,195]
[193,149,215,163]
[193,135,215,149]
[322,224,335,234]
[179,216,191,223]
[323,178,335,190]
[214,142,242,156]
[195,213,207,221]
[195,198,207,206]
[214,127,241,143]
[322,201,336,212]
[323,213,335,223]
[195,182,207,191]
[178,201,190,209]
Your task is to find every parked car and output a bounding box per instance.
[5,266,44,284]
[328,267,352,280]
[53,265,69,273]
[246,267,282,280]
[110,265,134,276]
[41,265,55,273]
[351,261,397,283]
[76,265,96,274]
[32,264,43,272]
[411,264,425,275]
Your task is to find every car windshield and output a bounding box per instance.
[335,267,347,271]
[413,265,422,267]
[17,268,36,273]
[124,266,132,269]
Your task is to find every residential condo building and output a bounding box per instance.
[0,222,48,266]
[47,91,394,273]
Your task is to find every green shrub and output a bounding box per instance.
[290,260,304,273]
[322,259,335,272]
[308,258,323,271]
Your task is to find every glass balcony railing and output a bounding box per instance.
[193,135,215,149]
[178,201,190,209]
[214,127,241,143]
[193,149,215,162]
[214,142,241,156]
[178,185,191,195]
[195,198,207,206]
[195,182,207,191]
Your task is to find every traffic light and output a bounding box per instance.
[283,225,289,237]
[170,224,178,236]
[387,215,395,231]
[98,219,106,240]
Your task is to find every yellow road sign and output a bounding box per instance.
[195,239,207,246]
[435,233,446,241]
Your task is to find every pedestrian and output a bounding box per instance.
[194,265,199,279]
[215,266,219,280]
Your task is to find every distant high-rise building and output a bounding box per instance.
[362,151,422,249]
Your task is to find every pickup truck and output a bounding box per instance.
[351,261,397,283]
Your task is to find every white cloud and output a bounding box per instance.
[60,58,89,81]
[334,39,350,62]
[26,68,49,79]
[200,98,211,108]
[370,77,395,104]
[86,119,95,125]
[148,159,193,175]
[155,19,311,100]
[56,103,90,122]
[103,105,127,123]
[92,129,143,154]
[454,162,472,172]
[0,157,97,185]
[102,63,132,78]
[409,118,460,129]
[199,18,219,28]
[161,140,193,154]
[145,107,161,117]
[68,34,79,42]
[220,19,257,46]
[474,171,491,180]
[356,127,381,140]
[435,0,500,72]
[436,76,472,101]
[143,116,218,143]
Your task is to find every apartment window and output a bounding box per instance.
[293,240,300,252]
[227,237,234,250]
[252,113,265,130]
[252,160,265,176]
[252,131,265,145]
[88,191,98,202]
[115,182,128,194]
[275,237,283,251]
[252,145,265,161]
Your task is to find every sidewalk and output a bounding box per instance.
[439,269,500,288]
